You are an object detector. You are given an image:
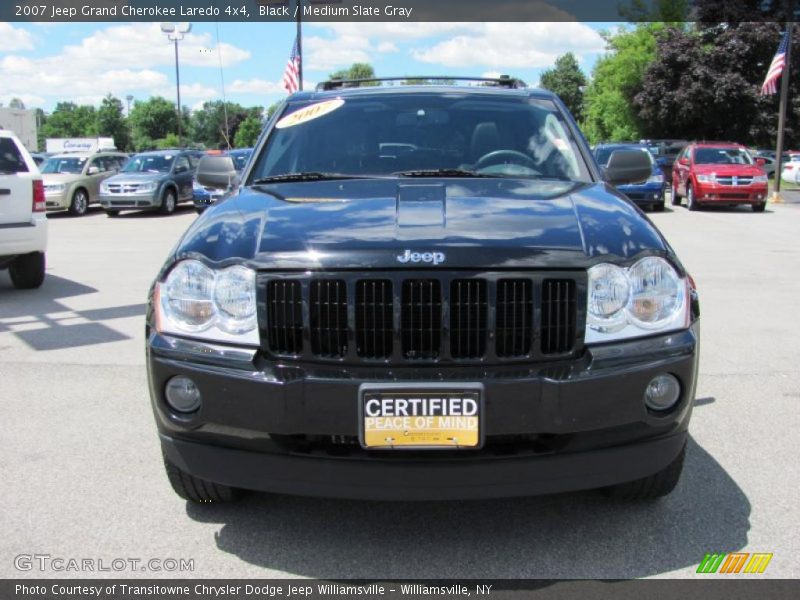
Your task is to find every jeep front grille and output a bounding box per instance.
[496,279,533,358]
[356,280,393,359]
[401,279,442,359]
[267,280,303,355]
[261,272,584,364]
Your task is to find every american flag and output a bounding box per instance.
[283,36,301,94]
[761,31,790,95]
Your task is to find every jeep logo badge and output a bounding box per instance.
[397,250,446,265]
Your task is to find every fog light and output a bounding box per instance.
[165,376,202,413]
[644,374,681,411]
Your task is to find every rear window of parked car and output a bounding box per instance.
[0,138,29,174]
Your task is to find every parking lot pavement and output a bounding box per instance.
[1,202,799,579]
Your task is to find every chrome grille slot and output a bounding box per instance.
[310,279,348,358]
[541,279,576,354]
[450,279,487,359]
[356,279,393,359]
[401,279,441,359]
[267,280,303,355]
[496,279,532,357]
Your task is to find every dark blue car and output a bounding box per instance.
[594,144,665,212]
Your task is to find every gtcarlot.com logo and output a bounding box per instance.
[697,552,773,574]
[14,554,194,572]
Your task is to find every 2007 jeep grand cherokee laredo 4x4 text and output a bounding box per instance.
[146,78,700,503]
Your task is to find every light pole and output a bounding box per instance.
[125,94,133,117]
[160,22,192,147]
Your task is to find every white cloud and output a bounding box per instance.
[228,78,285,95]
[0,23,250,109]
[411,23,605,69]
[0,24,35,51]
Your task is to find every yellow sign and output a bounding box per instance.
[362,393,480,448]
[275,99,345,129]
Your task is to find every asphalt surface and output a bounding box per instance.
[2,196,799,579]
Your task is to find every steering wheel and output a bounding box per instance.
[473,149,538,171]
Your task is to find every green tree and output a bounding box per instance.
[265,100,283,120]
[329,63,377,86]
[233,115,263,148]
[539,53,587,122]
[189,101,256,149]
[582,24,662,143]
[96,94,130,151]
[40,102,98,139]
[155,133,181,149]
[129,97,177,150]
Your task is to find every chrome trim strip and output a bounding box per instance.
[150,332,257,367]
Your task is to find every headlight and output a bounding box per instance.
[587,264,629,331]
[192,180,204,191]
[140,181,158,192]
[214,265,257,334]
[45,183,65,193]
[100,183,110,193]
[157,260,259,345]
[586,257,689,344]
[695,174,714,183]
[646,174,664,184]
[752,175,768,183]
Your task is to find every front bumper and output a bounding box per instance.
[100,192,158,209]
[148,323,699,500]
[44,191,69,211]
[618,183,664,207]
[695,184,768,204]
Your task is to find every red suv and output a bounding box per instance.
[671,143,768,212]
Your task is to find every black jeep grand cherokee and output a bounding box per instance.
[147,78,699,503]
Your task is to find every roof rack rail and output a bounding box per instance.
[315,75,527,91]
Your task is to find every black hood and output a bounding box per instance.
[173,179,669,271]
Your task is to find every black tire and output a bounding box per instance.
[670,181,681,205]
[106,209,120,217]
[752,202,766,213]
[68,188,89,216]
[9,252,46,289]
[687,184,699,211]
[159,188,177,215]
[603,444,686,499]
[653,200,665,212]
[163,454,241,503]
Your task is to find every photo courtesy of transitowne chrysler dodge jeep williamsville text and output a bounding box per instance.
[146,76,700,503]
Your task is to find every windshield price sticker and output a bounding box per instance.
[275,99,346,129]
[362,391,481,448]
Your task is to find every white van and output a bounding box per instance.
[0,130,47,289]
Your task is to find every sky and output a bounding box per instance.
[0,21,621,114]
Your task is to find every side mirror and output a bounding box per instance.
[196,155,237,189]
[678,157,690,166]
[604,150,653,186]
[87,166,100,175]
[756,157,766,167]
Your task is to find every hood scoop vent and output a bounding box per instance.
[395,183,446,239]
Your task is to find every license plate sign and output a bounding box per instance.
[360,385,482,449]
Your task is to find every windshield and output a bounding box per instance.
[228,150,252,172]
[122,154,174,173]
[40,156,86,174]
[694,148,754,165]
[251,94,591,182]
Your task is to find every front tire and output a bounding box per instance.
[163,455,241,503]
[159,189,177,215]
[69,189,89,216]
[9,252,46,289]
[687,184,699,211]
[752,202,766,213]
[106,209,120,217]
[603,444,686,499]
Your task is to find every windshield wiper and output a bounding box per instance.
[251,172,377,184]
[395,168,500,178]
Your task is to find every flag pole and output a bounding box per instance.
[773,19,795,201]
[296,0,303,91]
